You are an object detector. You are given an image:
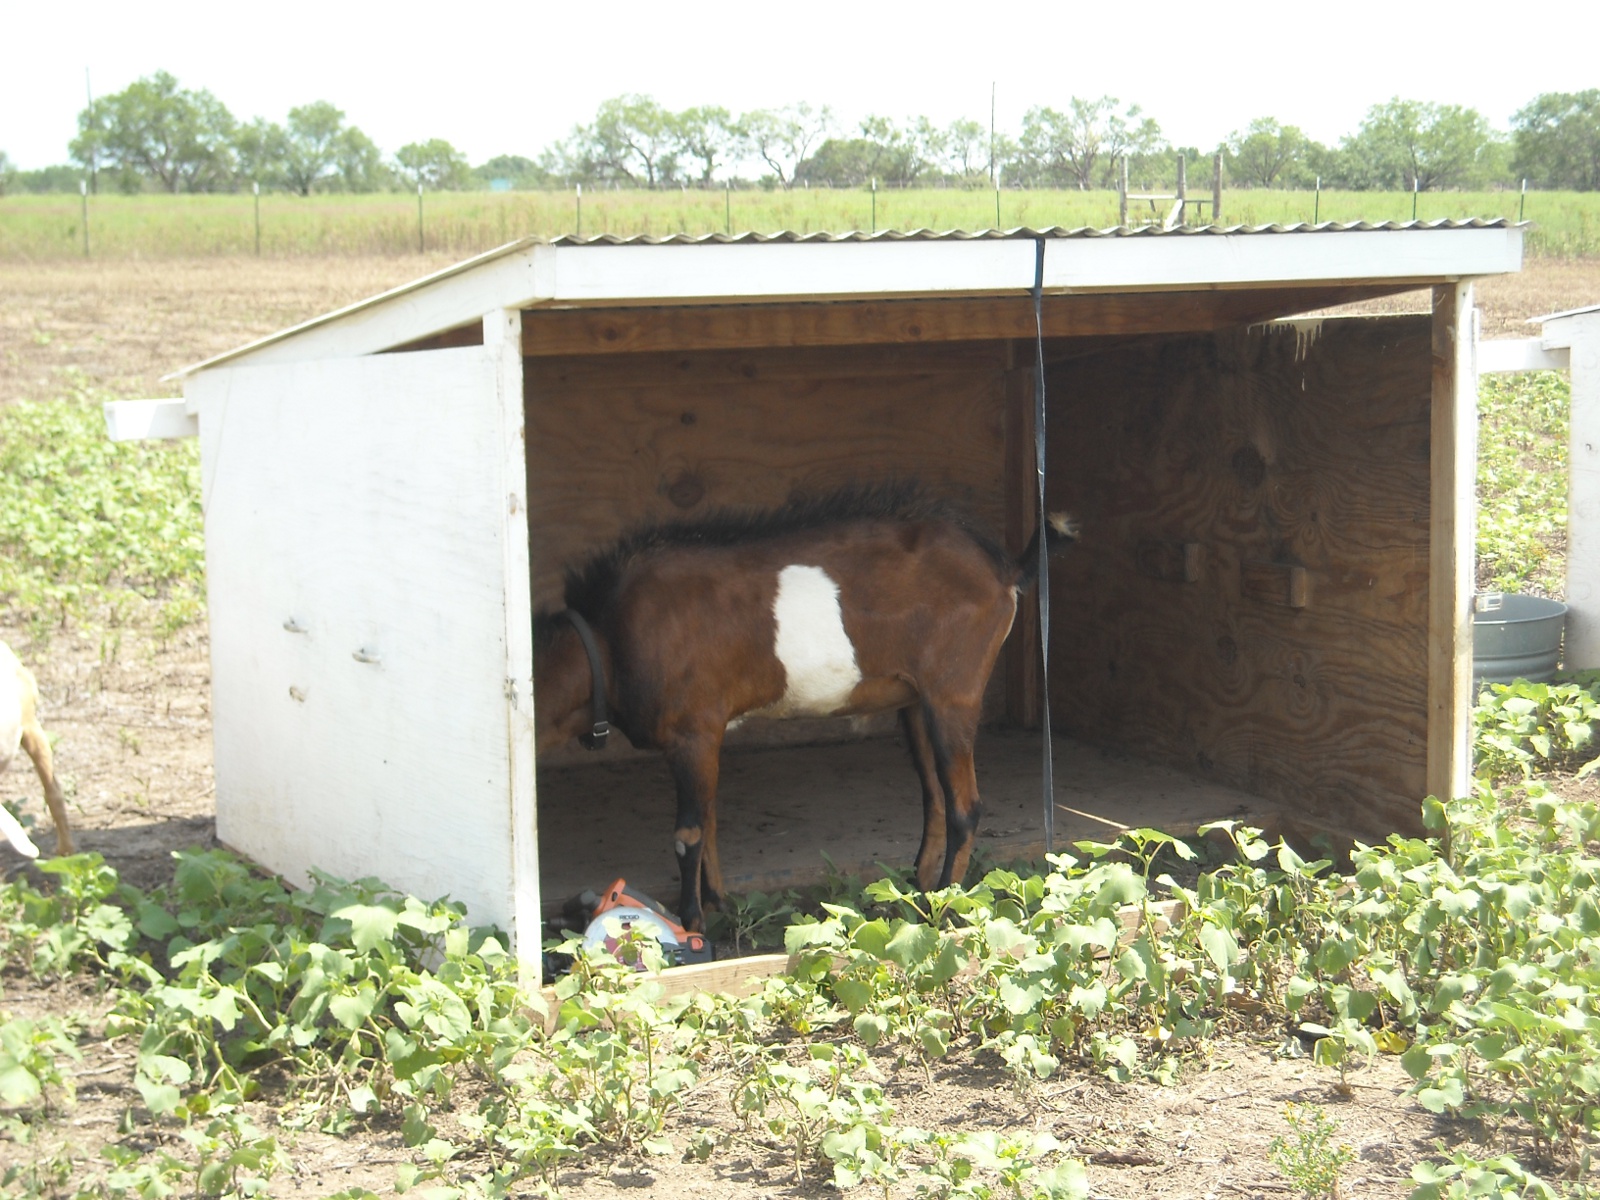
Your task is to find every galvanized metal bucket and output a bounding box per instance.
[1472,593,1569,683]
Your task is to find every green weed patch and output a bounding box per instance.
[0,381,204,637]
[1478,371,1570,595]
[9,788,1600,1196]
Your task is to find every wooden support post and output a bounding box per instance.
[1212,153,1223,225]
[1004,343,1041,727]
[1427,282,1476,804]
[1118,157,1129,228]
[485,307,541,975]
[1165,156,1187,229]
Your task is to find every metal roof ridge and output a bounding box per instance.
[539,218,1511,247]
[1528,302,1600,324]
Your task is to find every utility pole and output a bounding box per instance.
[84,68,98,194]
[989,81,996,184]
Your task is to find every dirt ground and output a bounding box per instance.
[3,253,1600,1197]
[2,253,1599,407]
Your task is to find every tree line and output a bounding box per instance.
[1,74,1597,196]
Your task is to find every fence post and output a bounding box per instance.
[871,177,877,233]
[1519,178,1527,223]
[576,183,582,237]
[1119,156,1128,227]
[1212,152,1222,225]
[253,182,261,255]
[994,171,1001,230]
[416,182,424,253]
[725,179,730,235]
[80,179,89,257]
[1314,176,1321,224]
[1412,177,1419,222]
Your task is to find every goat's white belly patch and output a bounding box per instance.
[752,564,862,719]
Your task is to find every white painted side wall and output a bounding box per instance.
[186,347,523,933]
[1556,312,1600,668]
[1479,312,1599,670]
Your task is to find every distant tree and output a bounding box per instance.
[1513,90,1600,190]
[794,138,864,185]
[233,118,289,189]
[281,102,349,195]
[1224,118,1315,187]
[796,115,943,186]
[472,154,549,189]
[10,164,84,193]
[944,117,989,180]
[1016,97,1163,189]
[395,139,468,189]
[566,95,681,187]
[737,103,834,188]
[0,151,13,195]
[71,71,236,192]
[333,127,387,192]
[1340,98,1499,190]
[675,105,734,185]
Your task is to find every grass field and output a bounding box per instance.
[2,186,1596,260]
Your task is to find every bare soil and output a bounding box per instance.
[3,254,1600,1198]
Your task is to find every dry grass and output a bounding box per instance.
[0,255,455,404]
[2,254,1597,409]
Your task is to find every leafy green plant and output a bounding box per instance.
[1474,675,1600,781]
[0,852,136,978]
[1268,1104,1356,1200]
[0,1013,81,1113]
[0,378,204,636]
[1408,1148,1557,1200]
[1477,371,1569,595]
[706,887,797,954]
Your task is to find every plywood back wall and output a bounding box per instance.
[524,341,1011,616]
[1044,316,1434,845]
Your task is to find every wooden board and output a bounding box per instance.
[524,342,1009,617]
[520,285,1418,358]
[187,348,524,933]
[1042,316,1434,845]
[535,729,1271,907]
[1428,285,1475,803]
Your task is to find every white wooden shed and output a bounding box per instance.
[111,221,1523,960]
[1479,303,1600,667]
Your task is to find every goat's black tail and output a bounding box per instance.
[1014,513,1079,589]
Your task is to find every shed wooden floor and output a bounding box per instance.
[534,729,1272,910]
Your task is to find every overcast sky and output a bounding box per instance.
[3,0,1597,171]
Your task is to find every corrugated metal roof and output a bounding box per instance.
[165,218,1524,379]
[546,218,1516,247]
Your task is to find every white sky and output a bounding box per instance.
[2,0,1597,171]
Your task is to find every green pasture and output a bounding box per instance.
[2,186,1594,260]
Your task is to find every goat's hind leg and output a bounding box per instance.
[922,701,983,889]
[665,730,724,933]
[900,705,946,890]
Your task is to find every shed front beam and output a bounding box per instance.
[520,285,1413,357]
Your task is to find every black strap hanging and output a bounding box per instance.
[558,609,611,750]
[1032,237,1055,855]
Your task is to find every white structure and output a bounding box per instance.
[1477,303,1600,669]
[107,223,1524,959]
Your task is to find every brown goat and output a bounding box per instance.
[1,640,74,858]
[534,485,1075,932]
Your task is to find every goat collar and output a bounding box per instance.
[557,609,610,750]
